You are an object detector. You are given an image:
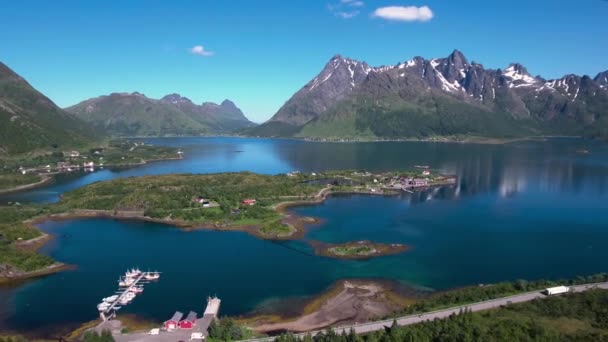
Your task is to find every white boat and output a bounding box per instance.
[126,268,142,278]
[129,286,144,293]
[144,272,160,280]
[119,294,135,304]
[97,303,110,311]
[118,276,136,287]
[103,295,119,302]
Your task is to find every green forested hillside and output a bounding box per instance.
[275,289,608,342]
[66,93,255,137]
[65,92,209,136]
[0,63,97,155]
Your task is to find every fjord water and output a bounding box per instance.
[2,137,608,336]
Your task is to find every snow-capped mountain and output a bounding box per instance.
[250,50,608,139]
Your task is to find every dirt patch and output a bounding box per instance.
[252,280,410,333]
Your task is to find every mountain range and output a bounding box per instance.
[0,62,256,155]
[66,92,255,137]
[248,50,608,140]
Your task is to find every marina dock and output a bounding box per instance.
[98,269,161,321]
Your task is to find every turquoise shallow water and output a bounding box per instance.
[1,137,608,336]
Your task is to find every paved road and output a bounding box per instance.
[242,282,608,342]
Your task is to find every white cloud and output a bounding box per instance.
[372,5,434,22]
[336,11,360,18]
[341,0,364,6]
[329,0,364,19]
[190,45,214,57]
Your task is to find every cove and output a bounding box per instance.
[3,187,608,336]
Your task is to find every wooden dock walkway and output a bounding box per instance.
[100,272,156,320]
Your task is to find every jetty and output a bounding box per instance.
[98,269,161,321]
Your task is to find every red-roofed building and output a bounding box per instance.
[164,311,183,331]
[179,311,197,329]
[242,199,256,206]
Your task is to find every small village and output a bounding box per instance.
[5,141,182,178]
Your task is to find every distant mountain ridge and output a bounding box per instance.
[66,92,256,137]
[0,62,98,155]
[249,50,608,139]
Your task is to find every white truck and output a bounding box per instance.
[190,332,205,340]
[545,285,570,296]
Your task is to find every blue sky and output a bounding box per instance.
[1,0,607,123]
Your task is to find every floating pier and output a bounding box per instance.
[98,269,161,321]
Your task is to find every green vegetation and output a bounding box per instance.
[0,139,179,171]
[318,241,407,259]
[329,245,374,256]
[0,62,98,155]
[275,289,608,342]
[60,172,323,224]
[0,222,41,242]
[0,207,55,276]
[396,273,608,316]
[0,169,452,276]
[208,317,253,341]
[82,330,114,342]
[66,93,254,137]
[259,220,294,237]
[351,95,540,139]
[0,244,54,272]
[0,173,42,191]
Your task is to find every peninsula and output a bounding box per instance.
[0,169,456,282]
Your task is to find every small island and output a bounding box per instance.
[313,240,409,260]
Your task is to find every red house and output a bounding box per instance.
[242,199,256,206]
[179,311,197,329]
[164,311,183,331]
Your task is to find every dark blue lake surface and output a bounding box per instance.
[2,137,608,336]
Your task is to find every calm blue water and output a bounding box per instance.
[2,137,608,336]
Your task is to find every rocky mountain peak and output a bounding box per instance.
[594,71,608,88]
[502,63,539,87]
[504,63,530,76]
[161,93,193,105]
[221,99,237,109]
[447,49,468,70]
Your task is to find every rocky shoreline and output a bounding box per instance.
[245,279,413,334]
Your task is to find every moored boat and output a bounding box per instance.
[118,276,136,287]
[103,295,119,302]
[144,271,160,280]
[129,286,144,293]
[125,267,142,278]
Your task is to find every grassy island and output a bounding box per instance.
[313,241,409,260]
[0,169,456,282]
